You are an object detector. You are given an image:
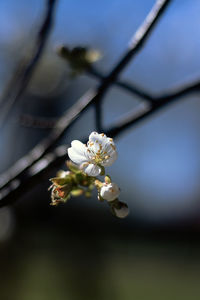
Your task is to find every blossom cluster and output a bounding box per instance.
[49,132,129,218]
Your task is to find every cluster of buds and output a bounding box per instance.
[49,132,129,218]
[56,45,101,77]
[49,161,95,206]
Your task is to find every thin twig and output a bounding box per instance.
[0,0,57,127]
[19,76,200,129]
[94,0,171,129]
[0,0,171,187]
[0,89,98,188]
[0,145,68,207]
[20,113,57,129]
[0,0,172,206]
[106,84,200,138]
[88,66,155,103]
[1,75,199,207]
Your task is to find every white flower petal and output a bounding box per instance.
[68,133,117,170]
[81,163,101,176]
[88,132,107,152]
[71,140,87,156]
[68,147,88,165]
[89,132,107,145]
[101,151,117,167]
[103,140,117,155]
[87,132,117,167]
[68,140,89,165]
[100,182,120,201]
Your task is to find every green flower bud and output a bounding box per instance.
[50,175,71,187]
[104,175,111,184]
[70,189,84,197]
[57,45,101,76]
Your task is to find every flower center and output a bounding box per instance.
[87,141,110,164]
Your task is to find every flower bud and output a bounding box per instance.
[100,182,120,202]
[113,201,129,218]
[104,175,111,184]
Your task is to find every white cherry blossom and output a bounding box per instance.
[100,182,120,202]
[67,132,117,176]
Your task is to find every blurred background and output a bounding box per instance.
[1,0,200,299]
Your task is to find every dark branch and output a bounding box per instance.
[88,66,155,103]
[1,75,198,207]
[0,0,172,206]
[106,82,200,138]
[93,0,171,130]
[20,114,57,129]
[20,76,200,130]
[0,89,98,189]
[0,0,57,127]
[0,145,68,207]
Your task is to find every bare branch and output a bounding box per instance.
[0,145,68,207]
[20,114,57,129]
[105,86,200,139]
[0,0,172,206]
[93,0,171,129]
[0,0,57,127]
[88,66,155,103]
[89,66,200,105]
[0,89,98,189]
[20,75,200,130]
[1,74,200,207]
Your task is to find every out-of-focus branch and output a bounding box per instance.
[20,76,200,129]
[88,67,200,103]
[1,75,199,207]
[94,0,171,130]
[106,81,200,138]
[20,113,57,129]
[0,145,68,207]
[0,0,172,206]
[0,0,171,186]
[88,66,155,103]
[0,89,98,189]
[0,0,57,127]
